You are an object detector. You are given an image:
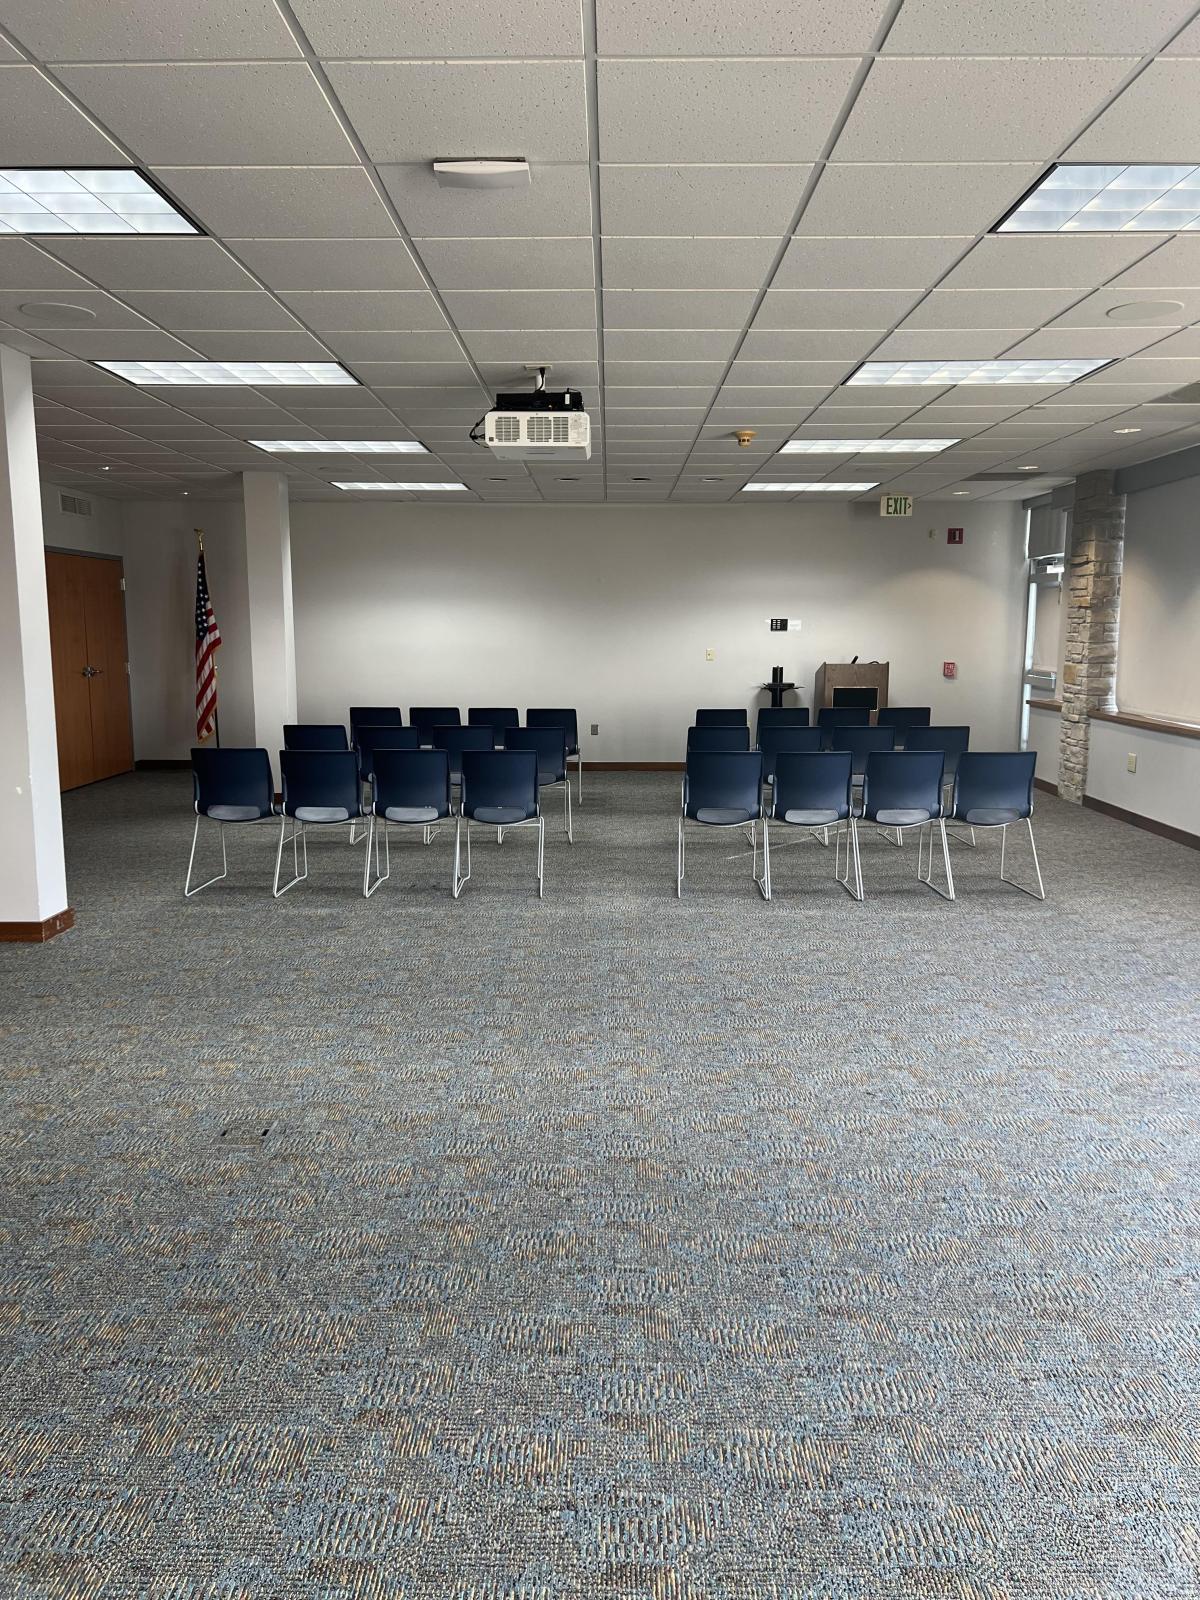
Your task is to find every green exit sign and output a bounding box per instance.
[880,494,913,518]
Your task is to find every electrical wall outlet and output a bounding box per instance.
[705,648,715,662]
[1127,752,1137,773]
[590,723,598,736]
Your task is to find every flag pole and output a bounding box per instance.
[196,528,220,747]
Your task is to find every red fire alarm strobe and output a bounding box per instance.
[947,527,964,545]
[943,661,957,679]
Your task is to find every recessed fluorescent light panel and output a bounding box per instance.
[0,168,197,234]
[741,482,880,493]
[781,438,958,454]
[95,361,358,386]
[999,164,1200,232]
[251,439,427,454]
[333,481,468,492]
[846,359,1111,386]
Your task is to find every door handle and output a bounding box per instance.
[81,666,94,677]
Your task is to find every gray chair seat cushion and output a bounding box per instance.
[205,803,265,822]
[874,807,934,826]
[694,806,755,825]
[783,807,841,826]
[473,805,530,825]
[962,806,1024,826]
[537,771,563,785]
[384,805,441,824]
[294,804,351,823]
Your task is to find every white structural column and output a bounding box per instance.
[242,471,297,764]
[0,345,71,939]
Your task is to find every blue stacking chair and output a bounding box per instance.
[363,748,452,897]
[696,707,748,726]
[468,706,519,746]
[859,750,953,901]
[274,749,366,897]
[758,724,822,787]
[877,706,932,745]
[949,752,1044,899]
[687,723,751,753]
[817,705,870,746]
[455,749,544,899]
[678,749,767,899]
[505,726,573,842]
[283,723,348,749]
[354,724,421,786]
[434,724,495,787]
[769,750,860,900]
[905,725,971,839]
[185,747,277,897]
[831,724,896,783]
[410,706,461,745]
[756,706,810,743]
[527,708,583,803]
[349,705,402,747]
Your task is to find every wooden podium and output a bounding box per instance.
[814,661,889,713]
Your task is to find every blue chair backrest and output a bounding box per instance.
[877,705,932,730]
[696,707,748,726]
[830,725,896,774]
[756,706,810,742]
[468,706,519,742]
[817,705,870,730]
[905,725,970,771]
[771,751,853,822]
[434,725,495,771]
[758,724,822,777]
[860,750,945,822]
[526,707,579,750]
[349,705,402,733]
[410,706,460,742]
[683,751,763,820]
[687,723,750,753]
[371,748,451,819]
[505,725,567,781]
[283,723,348,750]
[279,749,361,818]
[953,752,1036,822]
[191,747,274,817]
[460,749,539,821]
[355,724,421,780]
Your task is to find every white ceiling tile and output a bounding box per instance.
[606,407,707,424]
[1004,327,1174,358]
[605,361,728,385]
[0,65,124,163]
[27,329,202,360]
[476,361,598,389]
[41,238,260,293]
[606,385,715,405]
[738,329,881,360]
[753,290,919,330]
[56,63,356,165]
[603,290,755,328]
[324,329,466,361]
[604,329,738,360]
[598,60,858,163]
[727,360,854,385]
[1027,400,1145,422]
[443,290,595,330]
[280,290,450,330]
[601,236,778,291]
[2,0,301,59]
[155,167,396,239]
[901,288,1084,331]
[773,235,970,293]
[598,165,809,236]
[462,331,597,365]
[419,237,594,293]
[116,289,303,331]
[820,384,941,409]
[0,240,91,291]
[0,288,152,329]
[327,61,588,163]
[916,401,1032,422]
[290,0,583,54]
[1107,238,1200,291]
[835,59,1135,163]
[1067,61,1200,160]
[381,162,591,238]
[871,330,1023,359]
[596,0,891,51]
[883,0,1190,52]
[717,386,830,406]
[354,361,482,387]
[231,240,425,292]
[937,234,1161,291]
[184,331,335,360]
[1076,357,1200,386]
[1049,288,1200,329]
[1141,327,1200,358]
[798,163,1041,237]
[1165,14,1200,50]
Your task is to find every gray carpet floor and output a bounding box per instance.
[1,770,1199,1600]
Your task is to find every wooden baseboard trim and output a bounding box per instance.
[1034,776,1057,795]
[1082,794,1199,852]
[135,758,191,770]
[587,761,685,771]
[0,908,75,943]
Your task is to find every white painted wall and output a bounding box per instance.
[1026,705,1061,788]
[1119,473,1200,723]
[1087,718,1200,837]
[287,500,1028,762]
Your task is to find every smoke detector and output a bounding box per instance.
[735,429,757,448]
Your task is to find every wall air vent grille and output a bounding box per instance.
[59,492,93,516]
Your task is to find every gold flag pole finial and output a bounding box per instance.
[195,527,204,552]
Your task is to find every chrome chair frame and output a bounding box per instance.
[677,810,770,899]
[185,810,288,897]
[362,810,444,898]
[453,809,544,900]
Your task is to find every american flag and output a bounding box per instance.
[195,547,221,742]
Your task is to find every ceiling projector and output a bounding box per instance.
[477,369,592,460]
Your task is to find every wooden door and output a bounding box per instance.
[44,550,134,790]
[81,557,134,781]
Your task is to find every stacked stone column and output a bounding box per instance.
[1058,469,1125,803]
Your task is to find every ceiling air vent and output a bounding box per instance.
[1149,383,1200,405]
[59,491,93,517]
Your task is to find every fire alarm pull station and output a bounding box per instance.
[947,527,964,545]
[943,661,957,679]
